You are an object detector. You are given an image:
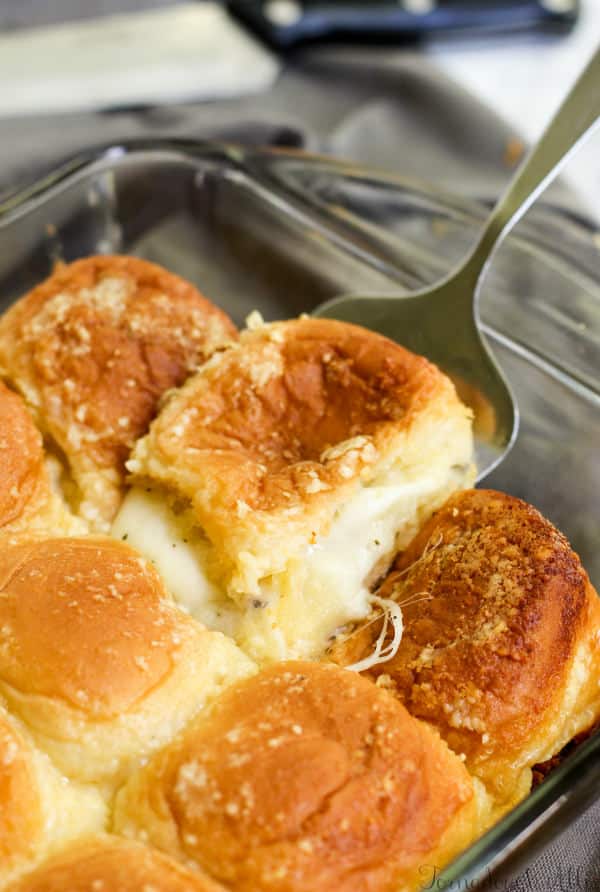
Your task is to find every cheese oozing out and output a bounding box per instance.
[111,489,240,637]
[111,458,472,663]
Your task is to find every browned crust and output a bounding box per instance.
[330,489,599,795]
[0,255,237,525]
[0,712,43,872]
[132,317,464,535]
[0,381,47,531]
[532,720,600,788]
[0,537,184,718]
[115,661,475,892]
[6,835,224,892]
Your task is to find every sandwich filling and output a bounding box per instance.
[112,456,472,662]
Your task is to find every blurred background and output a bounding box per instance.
[0,0,598,213]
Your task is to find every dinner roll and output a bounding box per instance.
[5,835,226,892]
[0,256,237,531]
[0,381,81,537]
[0,536,254,789]
[0,708,105,888]
[115,316,474,662]
[330,489,600,817]
[114,661,482,892]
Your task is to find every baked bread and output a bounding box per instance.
[330,489,600,818]
[113,661,484,892]
[0,252,597,891]
[0,708,104,887]
[5,836,225,892]
[115,316,474,661]
[0,536,254,790]
[0,381,82,537]
[0,256,237,531]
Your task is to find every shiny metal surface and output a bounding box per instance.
[314,45,600,479]
[0,141,598,890]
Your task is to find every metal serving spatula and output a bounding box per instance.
[315,46,600,479]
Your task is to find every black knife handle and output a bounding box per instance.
[227,0,579,49]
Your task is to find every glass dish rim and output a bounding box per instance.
[0,137,598,891]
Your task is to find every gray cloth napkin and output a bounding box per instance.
[0,6,598,888]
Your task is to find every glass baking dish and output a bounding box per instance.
[0,140,598,891]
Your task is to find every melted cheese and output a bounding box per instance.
[237,461,468,660]
[111,489,240,636]
[111,458,470,663]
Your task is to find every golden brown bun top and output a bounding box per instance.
[0,711,42,868]
[332,489,594,763]
[0,381,46,531]
[6,836,225,892]
[0,255,236,487]
[0,536,190,718]
[135,660,473,892]
[133,316,457,515]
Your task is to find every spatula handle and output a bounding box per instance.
[466,45,600,286]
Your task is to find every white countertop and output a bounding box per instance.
[428,0,600,216]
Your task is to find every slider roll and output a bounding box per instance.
[0,381,82,537]
[117,316,475,661]
[114,661,482,892]
[5,836,226,892]
[0,536,255,789]
[0,708,104,887]
[331,489,600,817]
[0,256,237,530]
